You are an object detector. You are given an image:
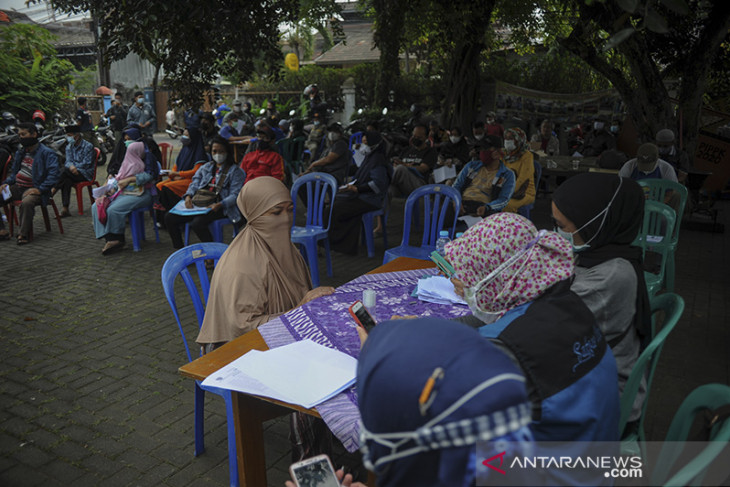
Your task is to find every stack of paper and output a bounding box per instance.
[201,340,358,409]
[168,199,212,216]
[416,275,467,306]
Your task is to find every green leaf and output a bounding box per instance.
[615,0,638,14]
[659,0,690,16]
[602,27,635,51]
[644,9,669,34]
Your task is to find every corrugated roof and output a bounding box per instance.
[314,23,380,65]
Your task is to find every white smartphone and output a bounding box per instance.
[289,454,340,487]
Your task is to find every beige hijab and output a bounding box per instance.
[196,176,312,344]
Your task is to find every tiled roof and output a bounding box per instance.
[314,22,380,65]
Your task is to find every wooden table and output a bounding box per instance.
[178,256,435,486]
[230,139,251,163]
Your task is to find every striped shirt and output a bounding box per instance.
[16,154,34,188]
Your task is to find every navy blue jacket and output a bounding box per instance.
[5,144,61,205]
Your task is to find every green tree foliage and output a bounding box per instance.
[0,23,75,117]
[499,0,730,156]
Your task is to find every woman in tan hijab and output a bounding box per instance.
[196,176,333,349]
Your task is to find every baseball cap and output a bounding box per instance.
[636,143,659,173]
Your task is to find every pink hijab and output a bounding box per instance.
[444,213,573,315]
[116,141,146,180]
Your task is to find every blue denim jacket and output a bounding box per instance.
[65,138,95,181]
[452,159,515,212]
[6,144,60,205]
[184,161,246,223]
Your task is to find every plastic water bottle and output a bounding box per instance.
[455,232,464,239]
[435,230,451,256]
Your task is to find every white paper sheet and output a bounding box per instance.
[1,185,10,201]
[201,340,358,409]
[92,178,117,199]
[457,215,483,228]
[168,199,212,216]
[338,179,357,190]
[433,165,457,183]
[416,276,467,306]
[353,149,366,167]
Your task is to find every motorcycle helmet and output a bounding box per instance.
[32,110,46,122]
[2,111,16,124]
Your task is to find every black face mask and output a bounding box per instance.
[20,137,37,148]
[258,140,270,150]
[411,137,424,148]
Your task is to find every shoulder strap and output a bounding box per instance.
[213,163,232,194]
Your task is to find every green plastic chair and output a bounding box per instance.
[651,383,730,486]
[277,136,306,187]
[633,200,676,298]
[619,293,685,445]
[638,179,688,292]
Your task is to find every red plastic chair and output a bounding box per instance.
[73,147,101,215]
[158,142,172,170]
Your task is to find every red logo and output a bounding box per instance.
[482,451,507,475]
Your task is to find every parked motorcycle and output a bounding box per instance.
[165,125,183,139]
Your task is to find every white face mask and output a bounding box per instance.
[463,230,547,322]
[504,139,516,151]
[327,132,339,142]
[594,121,604,131]
[555,177,623,253]
[212,154,227,165]
[474,134,484,141]
[449,135,462,144]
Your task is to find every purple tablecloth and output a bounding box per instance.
[258,268,471,452]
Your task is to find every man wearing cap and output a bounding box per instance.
[239,125,284,183]
[54,125,95,217]
[305,111,326,157]
[219,114,247,142]
[305,122,350,185]
[620,142,680,210]
[655,128,689,182]
[581,117,616,157]
[452,135,516,219]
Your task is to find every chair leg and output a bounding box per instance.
[323,238,333,277]
[48,200,64,234]
[150,207,160,243]
[184,223,191,246]
[666,250,675,292]
[41,206,51,232]
[130,212,142,252]
[222,389,240,487]
[362,214,375,258]
[76,186,85,215]
[193,382,206,457]
[304,241,320,287]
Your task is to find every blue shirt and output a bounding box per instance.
[219,124,239,140]
[65,138,95,181]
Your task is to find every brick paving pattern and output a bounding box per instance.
[1,148,728,485]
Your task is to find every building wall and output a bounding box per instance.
[108,53,157,91]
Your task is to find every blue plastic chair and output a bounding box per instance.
[361,207,388,258]
[160,243,239,487]
[184,217,239,246]
[517,160,542,220]
[619,293,684,452]
[651,383,730,486]
[348,131,363,152]
[129,205,160,251]
[383,184,461,264]
[637,179,688,292]
[290,173,338,287]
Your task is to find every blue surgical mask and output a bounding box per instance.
[555,226,590,253]
[137,97,145,104]
[66,135,75,144]
[180,135,190,146]
[125,140,134,147]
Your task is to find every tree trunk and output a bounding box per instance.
[441,42,483,132]
[372,0,406,107]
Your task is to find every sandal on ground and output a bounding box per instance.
[101,240,124,255]
[17,235,29,245]
[60,209,71,218]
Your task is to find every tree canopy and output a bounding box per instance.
[0,22,75,117]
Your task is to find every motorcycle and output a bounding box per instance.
[39,125,67,167]
[165,125,183,139]
[93,116,114,166]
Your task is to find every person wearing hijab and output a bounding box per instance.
[108,125,162,177]
[163,136,246,249]
[353,317,534,487]
[552,173,648,424]
[196,176,334,348]
[502,127,535,213]
[444,213,620,450]
[156,127,207,211]
[327,131,392,255]
[91,141,155,254]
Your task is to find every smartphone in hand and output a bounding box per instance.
[349,300,377,332]
[289,454,339,487]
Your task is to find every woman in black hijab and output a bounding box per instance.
[552,172,648,424]
[327,131,392,255]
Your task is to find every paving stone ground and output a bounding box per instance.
[1,140,728,486]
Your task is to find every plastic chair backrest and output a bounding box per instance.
[290,172,337,230]
[349,132,362,152]
[401,184,462,247]
[635,200,675,278]
[158,142,172,170]
[91,147,100,180]
[277,137,305,164]
[637,179,687,244]
[161,242,229,362]
[651,383,730,486]
[619,293,684,439]
[533,159,542,191]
